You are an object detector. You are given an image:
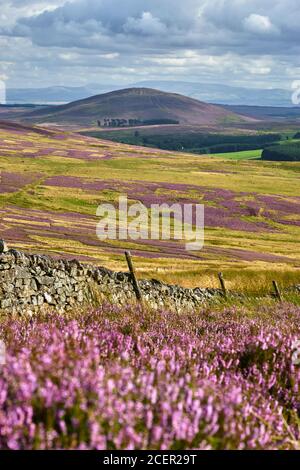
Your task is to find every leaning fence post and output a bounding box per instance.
[218,272,227,299]
[125,251,143,302]
[272,280,282,302]
[0,240,8,254]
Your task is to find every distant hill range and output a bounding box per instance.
[19,87,251,127]
[6,81,294,107]
[132,81,294,108]
[223,104,300,121]
[5,85,107,106]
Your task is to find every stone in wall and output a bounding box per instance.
[0,248,220,316]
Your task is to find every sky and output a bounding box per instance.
[0,0,300,89]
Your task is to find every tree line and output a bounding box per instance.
[96,118,179,127]
[262,143,300,161]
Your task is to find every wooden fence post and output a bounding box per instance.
[125,251,143,302]
[272,281,282,302]
[0,240,8,254]
[218,272,227,299]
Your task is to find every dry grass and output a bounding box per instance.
[0,125,299,285]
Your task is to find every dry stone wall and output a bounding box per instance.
[0,249,220,316]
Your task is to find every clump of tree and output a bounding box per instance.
[103,118,130,127]
[262,143,300,161]
[101,118,179,128]
[141,119,179,125]
[83,129,282,154]
[140,133,281,152]
[293,132,300,139]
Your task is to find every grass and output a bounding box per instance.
[0,125,299,289]
[142,266,300,295]
[210,149,262,160]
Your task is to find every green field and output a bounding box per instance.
[210,149,262,160]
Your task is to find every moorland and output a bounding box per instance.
[0,107,299,294]
[1,86,300,451]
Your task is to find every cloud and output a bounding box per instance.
[243,14,278,35]
[4,0,297,54]
[124,12,167,36]
[0,0,299,89]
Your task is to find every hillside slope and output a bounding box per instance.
[0,120,299,283]
[22,87,250,126]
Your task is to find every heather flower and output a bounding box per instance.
[0,302,299,450]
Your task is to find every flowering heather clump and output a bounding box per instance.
[0,302,300,450]
[0,172,42,194]
[43,176,300,233]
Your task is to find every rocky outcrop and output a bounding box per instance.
[0,249,220,316]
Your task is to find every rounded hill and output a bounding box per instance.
[23,87,249,126]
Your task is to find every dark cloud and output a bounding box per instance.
[0,0,300,88]
[7,0,298,52]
